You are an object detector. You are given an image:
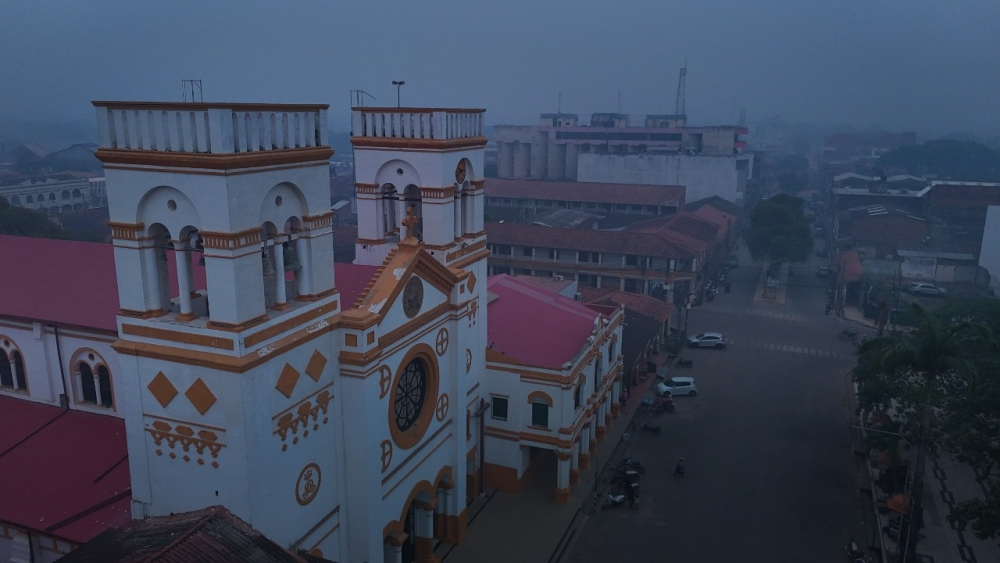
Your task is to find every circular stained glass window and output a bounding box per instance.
[394,359,427,432]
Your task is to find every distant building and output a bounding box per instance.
[926,181,1000,255]
[822,131,917,165]
[0,173,104,212]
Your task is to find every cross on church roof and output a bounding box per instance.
[401,206,420,244]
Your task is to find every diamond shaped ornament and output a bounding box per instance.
[184,377,217,415]
[275,363,301,398]
[305,351,327,382]
[147,371,178,408]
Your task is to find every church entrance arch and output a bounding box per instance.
[383,466,453,563]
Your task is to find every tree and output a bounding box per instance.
[0,196,68,239]
[742,194,812,264]
[882,139,1000,181]
[854,304,993,559]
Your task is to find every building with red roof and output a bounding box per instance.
[483,275,624,502]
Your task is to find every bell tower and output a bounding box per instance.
[96,101,346,555]
[351,107,487,270]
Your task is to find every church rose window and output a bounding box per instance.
[394,359,427,433]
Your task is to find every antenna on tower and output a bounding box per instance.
[350,90,376,108]
[674,61,687,116]
[182,79,203,102]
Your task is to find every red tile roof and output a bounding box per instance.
[485,222,703,258]
[626,212,720,246]
[837,250,864,283]
[487,275,607,369]
[0,235,379,331]
[689,205,735,242]
[579,288,674,323]
[0,396,131,543]
[486,178,685,207]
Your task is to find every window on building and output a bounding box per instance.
[631,205,643,212]
[625,255,639,266]
[496,245,511,256]
[79,363,97,403]
[608,340,616,364]
[548,248,558,260]
[25,195,33,203]
[61,190,71,200]
[76,359,114,408]
[531,400,549,428]
[0,347,27,391]
[72,188,82,197]
[571,202,582,209]
[579,274,590,283]
[522,246,533,257]
[585,202,597,209]
[624,278,638,292]
[10,195,20,205]
[594,357,603,392]
[574,384,583,410]
[48,193,56,201]
[491,396,508,421]
[616,204,628,211]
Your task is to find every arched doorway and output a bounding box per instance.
[383,467,454,563]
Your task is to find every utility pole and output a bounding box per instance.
[391,80,405,107]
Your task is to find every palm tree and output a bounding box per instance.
[853,303,990,561]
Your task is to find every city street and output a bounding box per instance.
[569,247,869,563]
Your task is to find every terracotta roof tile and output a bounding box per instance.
[485,222,702,258]
[485,178,685,207]
[580,290,674,323]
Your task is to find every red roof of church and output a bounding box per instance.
[0,396,131,543]
[0,235,379,331]
[486,274,606,369]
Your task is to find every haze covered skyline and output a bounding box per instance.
[1,0,998,138]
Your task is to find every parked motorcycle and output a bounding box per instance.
[639,423,661,436]
[676,357,693,368]
[612,468,640,487]
[844,539,866,562]
[602,491,626,510]
[619,458,646,474]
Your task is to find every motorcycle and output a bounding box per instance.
[602,491,626,510]
[639,423,661,436]
[652,397,675,414]
[612,468,640,488]
[676,357,693,368]
[619,458,646,474]
[844,539,866,562]
[839,327,858,342]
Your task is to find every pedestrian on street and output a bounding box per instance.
[625,482,635,507]
[674,457,685,477]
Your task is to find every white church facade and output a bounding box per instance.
[0,100,626,563]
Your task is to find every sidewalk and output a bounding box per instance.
[438,353,671,563]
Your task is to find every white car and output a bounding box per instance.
[656,376,698,397]
[909,282,946,297]
[688,332,727,349]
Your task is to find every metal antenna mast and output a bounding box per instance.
[182,79,203,102]
[674,61,687,115]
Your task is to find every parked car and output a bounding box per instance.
[688,332,726,349]
[726,256,739,268]
[816,266,833,277]
[656,376,698,397]
[909,282,947,296]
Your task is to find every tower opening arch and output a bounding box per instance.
[137,185,202,238]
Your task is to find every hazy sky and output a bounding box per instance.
[2,0,998,136]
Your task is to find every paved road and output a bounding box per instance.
[569,249,868,563]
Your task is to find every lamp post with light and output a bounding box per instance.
[392,80,405,107]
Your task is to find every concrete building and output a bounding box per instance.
[979,206,1000,293]
[484,275,624,503]
[0,173,103,212]
[494,112,748,183]
[578,151,754,205]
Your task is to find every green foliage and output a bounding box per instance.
[881,139,1000,181]
[742,194,813,264]
[0,196,68,239]
[933,296,1000,335]
[949,485,1000,541]
[854,303,1000,540]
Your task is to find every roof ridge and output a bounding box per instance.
[354,248,398,308]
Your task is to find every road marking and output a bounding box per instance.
[727,339,849,360]
[697,305,811,322]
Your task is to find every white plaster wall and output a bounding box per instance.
[980,206,1000,292]
[578,153,742,204]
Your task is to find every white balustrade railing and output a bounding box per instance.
[351,108,485,141]
[93,102,329,154]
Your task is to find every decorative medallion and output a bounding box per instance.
[465,349,473,374]
[295,463,321,506]
[380,440,393,472]
[435,394,450,422]
[394,359,427,432]
[402,276,424,318]
[378,365,393,399]
[455,160,467,184]
[435,328,450,356]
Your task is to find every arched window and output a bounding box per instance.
[25,195,33,203]
[72,349,114,408]
[72,188,82,197]
[574,383,583,410]
[0,339,27,392]
[608,338,616,364]
[9,195,20,206]
[61,190,71,200]
[79,363,97,403]
[48,192,56,201]
[593,356,603,392]
[381,184,398,236]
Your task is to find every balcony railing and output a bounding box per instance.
[351,108,485,141]
[93,102,329,154]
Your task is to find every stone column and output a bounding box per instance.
[173,241,194,320]
[383,538,403,563]
[273,237,288,309]
[413,500,439,563]
[295,236,311,297]
[605,394,613,427]
[555,452,572,504]
[595,401,607,442]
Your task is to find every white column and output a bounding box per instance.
[571,441,580,472]
[453,195,463,239]
[383,541,402,563]
[174,241,193,316]
[93,371,103,406]
[273,238,287,307]
[295,235,312,297]
[558,455,571,489]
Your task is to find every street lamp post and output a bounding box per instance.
[391,80,405,107]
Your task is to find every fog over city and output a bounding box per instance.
[2,0,999,136]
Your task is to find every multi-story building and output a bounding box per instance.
[484,275,624,502]
[0,173,102,212]
[495,112,748,182]
[484,177,685,225]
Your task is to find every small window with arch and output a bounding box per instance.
[72,349,114,409]
[0,337,28,392]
